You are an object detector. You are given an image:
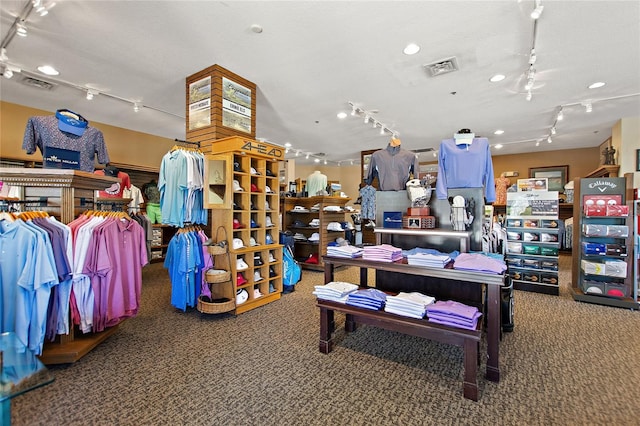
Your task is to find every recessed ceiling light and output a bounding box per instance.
[489,74,506,83]
[250,24,263,33]
[336,112,347,119]
[588,81,605,89]
[494,144,503,149]
[284,142,292,148]
[37,65,59,76]
[494,129,505,135]
[403,43,420,55]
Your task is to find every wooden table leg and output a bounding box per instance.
[485,283,500,382]
[463,338,479,401]
[319,307,334,354]
[360,267,368,287]
[324,262,334,284]
[345,313,357,332]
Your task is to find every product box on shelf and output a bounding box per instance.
[605,244,627,257]
[605,204,629,217]
[605,282,629,298]
[584,205,606,216]
[402,215,436,229]
[406,206,431,216]
[383,211,403,228]
[581,260,606,275]
[604,260,627,278]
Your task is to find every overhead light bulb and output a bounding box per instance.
[350,105,357,116]
[314,158,320,163]
[285,148,290,154]
[86,90,94,100]
[489,74,506,83]
[350,160,354,165]
[403,43,420,55]
[494,144,503,149]
[16,22,27,37]
[37,65,59,75]
[336,112,347,119]
[588,82,605,89]
[295,150,300,157]
[494,129,504,135]
[547,136,552,143]
[284,142,292,148]
[557,109,564,121]
[531,2,544,20]
[337,162,341,167]
[551,126,556,135]
[526,91,532,101]
[133,102,140,112]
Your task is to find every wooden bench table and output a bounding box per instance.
[317,299,482,401]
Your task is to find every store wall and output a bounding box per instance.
[295,164,361,205]
[0,101,175,171]
[612,117,640,189]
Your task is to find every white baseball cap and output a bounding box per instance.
[233,180,244,192]
[265,185,274,194]
[327,222,343,231]
[236,289,249,305]
[309,218,320,227]
[232,238,245,249]
[265,200,271,211]
[265,216,274,227]
[236,258,249,271]
[249,236,259,246]
[254,288,263,298]
[250,167,261,175]
[269,252,277,263]
[308,232,320,242]
[254,270,264,281]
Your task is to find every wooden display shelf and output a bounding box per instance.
[39,326,120,365]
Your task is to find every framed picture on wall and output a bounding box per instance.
[529,165,568,193]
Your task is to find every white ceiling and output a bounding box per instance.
[1,1,639,166]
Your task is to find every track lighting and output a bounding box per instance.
[584,102,593,113]
[364,115,369,124]
[0,48,7,62]
[551,126,556,135]
[133,102,140,112]
[305,153,310,159]
[323,160,327,165]
[556,108,564,121]
[529,48,537,65]
[531,1,544,19]
[547,136,552,143]
[380,126,385,135]
[372,120,377,129]
[16,22,27,37]
[526,91,532,101]
[350,105,357,116]
[295,150,300,157]
[86,89,98,100]
[536,140,540,147]
[314,158,320,163]
[346,101,396,139]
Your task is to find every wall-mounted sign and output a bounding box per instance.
[188,76,211,130]
[222,77,252,133]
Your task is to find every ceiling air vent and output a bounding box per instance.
[424,56,459,77]
[411,147,435,153]
[20,76,57,90]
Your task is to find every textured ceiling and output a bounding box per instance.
[1,1,639,165]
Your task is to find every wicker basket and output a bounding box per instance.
[205,269,231,283]
[206,226,228,255]
[197,296,235,314]
[206,245,227,255]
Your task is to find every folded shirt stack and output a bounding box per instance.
[362,244,403,263]
[345,288,387,310]
[426,300,482,330]
[384,292,436,319]
[407,253,452,268]
[312,281,359,303]
[327,245,364,258]
[453,252,507,274]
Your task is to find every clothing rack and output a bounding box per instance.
[96,197,132,212]
[173,138,201,148]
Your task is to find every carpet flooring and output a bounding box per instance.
[10,254,640,425]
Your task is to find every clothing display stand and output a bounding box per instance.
[0,168,125,364]
[198,227,235,315]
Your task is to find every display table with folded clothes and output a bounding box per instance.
[314,283,483,401]
[321,255,506,388]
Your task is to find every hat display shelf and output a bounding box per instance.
[570,174,637,309]
[282,195,351,271]
[205,136,284,314]
[198,226,236,315]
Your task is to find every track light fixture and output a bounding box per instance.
[16,22,27,37]
[346,101,397,138]
[556,108,564,121]
[547,136,552,143]
[551,126,556,135]
[531,1,544,19]
[526,91,532,101]
[133,102,140,112]
[86,89,98,100]
[584,101,593,113]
